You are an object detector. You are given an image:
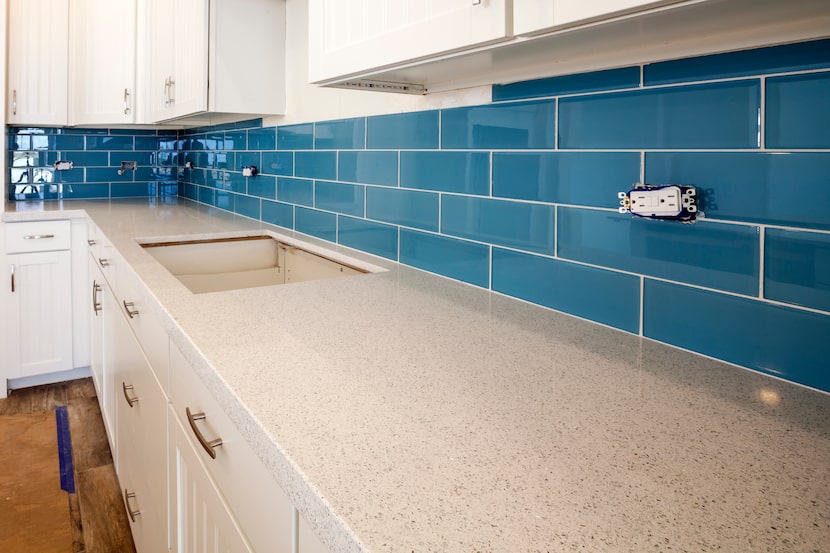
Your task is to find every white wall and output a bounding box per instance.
[262,0,491,127]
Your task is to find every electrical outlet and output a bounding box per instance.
[618,184,699,222]
[242,165,258,177]
[53,160,74,171]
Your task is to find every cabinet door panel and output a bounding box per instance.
[147,0,176,121]
[514,0,677,35]
[170,0,209,118]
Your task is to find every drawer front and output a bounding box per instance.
[5,220,71,253]
[170,343,293,553]
[119,267,169,389]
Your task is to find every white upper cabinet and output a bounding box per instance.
[7,0,69,125]
[147,0,285,124]
[69,0,137,125]
[308,0,511,85]
[514,0,677,36]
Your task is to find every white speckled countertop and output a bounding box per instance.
[5,198,830,552]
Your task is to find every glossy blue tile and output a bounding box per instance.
[247,175,277,199]
[247,127,276,150]
[277,177,313,206]
[366,188,439,231]
[442,100,556,149]
[261,200,294,229]
[338,217,398,260]
[225,172,247,193]
[134,166,171,182]
[224,130,247,151]
[9,134,30,150]
[60,184,111,199]
[400,230,489,287]
[110,182,157,197]
[237,151,259,170]
[215,189,233,210]
[644,38,830,85]
[765,229,830,312]
[234,194,261,219]
[134,136,160,150]
[158,182,179,196]
[645,152,830,230]
[492,248,640,332]
[315,181,364,216]
[366,111,439,149]
[338,151,397,186]
[198,186,216,206]
[493,66,640,102]
[261,151,293,176]
[278,124,314,150]
[111,151,153,166]
[558,208,760,295]
[53,151,108,166]
[53,168,86,183]
[400,152,489,195]
[644,279,830,393]
[492,152,640,207]
[85,136,134,151]
[442,196,555,255]
[296,207,337,242]
[183,183,199,201]
[766,72,830,148]
[295,151,337,180]
[315,118,365,150]
[559,80,760,149]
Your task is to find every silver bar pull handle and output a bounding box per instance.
[10,265,15,293]
[123,88,131,115]
[98,257,110,267]
[92,281,102,315]
[88,239,97,246]
[186,407,223,459]
[122,382,138,407]
[123,489,140,522]
[12,90,17,115]
[123,300,139,319]
[168,77,175,104]
[23,234,55,240]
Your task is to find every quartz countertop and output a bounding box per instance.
[5,199,830,552]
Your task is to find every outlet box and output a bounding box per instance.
[618,184,699,222]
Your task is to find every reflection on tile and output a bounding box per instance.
[247,127,277,150]
[224,131,248,151]
[296,207,337,241]
[400,152,489,195]
[366,111,439,149]
[86,136,133,151]
[315,118,365,150]
[442,100,555,149]
[295,151,336,180]
[493,66,640,102]
[442,196,555,255]
[247,175,277,200]
[278,124,314,150]
[558,208,760,295]
[492,248,640,332]
[338,217,398,260]
[559,80,760,149]
[277,177,313,206]
[765,228,830,312]
[366,188,439,231]
[111,183,157,197]
[261,151,294,176]
[644,279,830,393]
[233,194,260,219]
[766,71,830,148]
[315,181,365,216]
[400,230,489,287]
[338,151,398,186]
[262,200,294,229]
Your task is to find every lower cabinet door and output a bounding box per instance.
[169,408,254,553]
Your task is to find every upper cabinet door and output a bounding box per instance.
[169,0,209,119]
[69,0,137,125]
[147,0,176,122]
[7,0,69,125]
[514,0,679,36]
[308,0,511,84]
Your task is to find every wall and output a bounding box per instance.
[178,38,830,394]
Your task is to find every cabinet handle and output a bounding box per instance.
[123,489,140,522]
[88,239,97,246]
[23,234,55,240]
[123,300,139,319]
[185,407,223,459]
[98,257,110,267]
[10,265,15,293]
[168,77,175,104]
[122,382,139,407]
[472,0,481,4]
[92,281,102,315]
[164,77,170,106]
[12,90,16,115]
[123,88,131,115]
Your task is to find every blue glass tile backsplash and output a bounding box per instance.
[8,39,830,393]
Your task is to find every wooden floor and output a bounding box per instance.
[0,378,136,553]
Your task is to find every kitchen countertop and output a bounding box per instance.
[5,198,830,552]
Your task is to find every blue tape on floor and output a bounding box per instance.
[55,406,75,494]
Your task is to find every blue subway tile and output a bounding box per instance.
[262,200,294,229]
[558,208,760,295]
[158,182,180,196]
[198,186,216,206]
[400,152,489,195]
[278,124,314,150]
[643,279,830,393]
[134,166,168,182]
[338,151,398,186]
[247,127,276,150]
[766,71,830,149]
[261,151,294,176]
[237,151,260,170]
[53,168,86,183]
[224,130,247,151]
[60,183,111,199]
[277,177,314,206]
[366,188,439,231]
[765,229,830,312]
[492,248,640,332]
[111,151,153,166]
[338,217,398,260]
[315,118,365,150]
[55,135,88,150]
[644,38,830,86]
[442,196,555,255]
[53,151,108,166]
[216,190,233,210]
[183,183,199,200]
[559,80,760,149]
[111,182,157,197]
[493,66,640,102]
[400,230,489,287]
[645,152,830,230]
[134,136,160,150]
[366,111,439,149]
[85,136,134,151]
[226,172,247,193]
[492,152,640,207]
[295,151,337,180]
[442,100,556,149]
[248,175,277,199]
[315,181,365,216]
[233,194,261,219]
[9,134,30,150]
[296,207,337,242]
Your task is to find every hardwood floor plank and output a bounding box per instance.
[0,386,34,416]
[67,397,113,472]
[75,465,137,553]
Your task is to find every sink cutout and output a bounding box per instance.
[141,234,379,294]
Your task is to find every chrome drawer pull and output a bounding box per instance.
[123,301,139,319]
[186,407,223,459]
[88,239,97,246]
[122,382,138,407]
[98,257,110,267]
[123,489,140,522]
[23,234,55,240]
[92,281,102,315]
